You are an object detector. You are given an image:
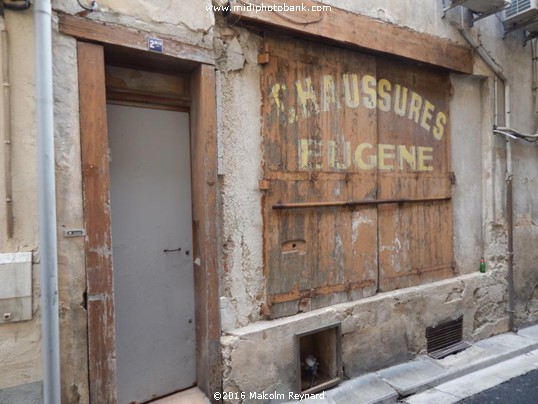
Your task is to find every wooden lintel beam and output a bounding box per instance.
[227,0,473,74]
[59,13,215,66]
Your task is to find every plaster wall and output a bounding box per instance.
[216,22,265,331]
[52,0,214,48]
[469,9,538,329]
[319,0,459,42]
[0,8,42,399]
[451,74,484,274]
[52,27,88,404]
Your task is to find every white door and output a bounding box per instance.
[107,105,196,404]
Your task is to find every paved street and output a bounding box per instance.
[461,368,538,404]
[401,330,538,404]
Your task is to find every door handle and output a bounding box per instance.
[163,247,182,253]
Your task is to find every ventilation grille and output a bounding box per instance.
[506,0,533,18]
[426,316,470,360]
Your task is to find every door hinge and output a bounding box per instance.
[450,172,457,185]
[259,180,271,190]
[258,42,270,65]
[81,290,87,311]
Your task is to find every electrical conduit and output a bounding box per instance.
[34,0,61,402]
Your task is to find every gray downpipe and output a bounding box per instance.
[456,26,516,332]
[34,0,61,402]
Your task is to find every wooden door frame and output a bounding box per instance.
[72,19,220,403]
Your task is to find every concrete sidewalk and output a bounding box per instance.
[299,324,538,404]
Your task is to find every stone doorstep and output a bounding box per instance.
[300,324,538,404]
[150,387,210,404]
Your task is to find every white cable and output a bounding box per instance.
[494,128,538,142]
[495,127,538,138]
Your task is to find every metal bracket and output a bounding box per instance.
[470,9,504,26]
[442,0,458,18]
[258,42,270,65]
[450,172,457,185]
[259,180,271,190]
[64,229,86,238]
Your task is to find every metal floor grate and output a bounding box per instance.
[428,341,472,360]
[426,316,470,359]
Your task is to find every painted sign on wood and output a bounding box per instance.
[261,35,453,318]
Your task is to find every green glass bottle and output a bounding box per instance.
[479,258,486,273]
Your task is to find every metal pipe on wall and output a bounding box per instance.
[1,19,13,238]
[494,76,498,127]
[531,38,538,127]
[34,0,61,402]
[456,24,516,332]
[505,83,516,332]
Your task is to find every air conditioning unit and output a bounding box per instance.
[503,0,538,32]
[453,0,511,14]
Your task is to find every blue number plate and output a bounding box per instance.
[148,37,164,53]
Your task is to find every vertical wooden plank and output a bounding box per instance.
[77,42,117,404]
[262,35,378,317]
[190,64,221,401]
[376,59,453,291]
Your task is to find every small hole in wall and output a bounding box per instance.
[296,324,342,394]
[282,239,306,254]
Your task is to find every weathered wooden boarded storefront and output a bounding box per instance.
[260,35,453,318]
